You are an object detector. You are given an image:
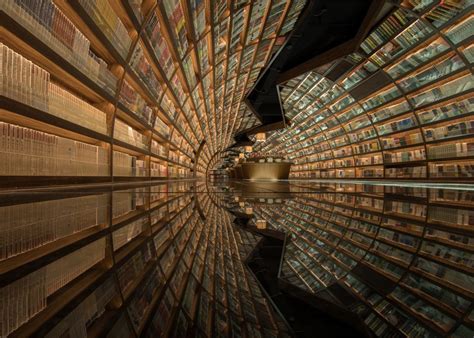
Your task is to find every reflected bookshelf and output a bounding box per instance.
[247,183,474,337]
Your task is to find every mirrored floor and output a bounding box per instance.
[1,179,473,337]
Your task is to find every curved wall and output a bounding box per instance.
[255,2,473,181]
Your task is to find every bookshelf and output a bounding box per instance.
[1,0,307,182]
[253,1,474,181]
[243,182,474,337]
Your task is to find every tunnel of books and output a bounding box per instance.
[1,0,307,182]
[253,1,474,180]
[1,0,474,337]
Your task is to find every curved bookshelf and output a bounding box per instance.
[254,1,474,181]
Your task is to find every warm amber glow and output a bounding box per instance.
[245,146,253,152]
[256,133,266,141]
[256,220,267,229]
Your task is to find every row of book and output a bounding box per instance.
[255,9,474,177]
[2,188,196,337]
[381,132,423,149]
[397,54,465,93]
[0,121,109,176]
[377,116,417,135]
[1,43,108,135]
[277,105,471,157]
[385,166,426,177]
[129,44,163,102]
[77,0,132,59]
[112,190,137,219]
[117,242,154,295]
[429,161,474,177]
[424,119,474,141]
[428,140,474,159]
[0,42,193,173]
[7,0,205,156]
[118,79,155,126]
[113,151,144,177]
[113,119,148,150]
[360,8,412,54]
[45,276,117,338]
[425,0,467,27]
[417,97,473,125]
[386,37,449,79]
[249,191,473,336]
[154,116,170,137]
[292,161,474,179]
[383,148,426,163]
[112,215,148,251]
[409,73,473,108]
[444,14,473,44]
[145,12,176,80]
[151,162,168,177]
[369,19,433,69]
[5,0,118,95]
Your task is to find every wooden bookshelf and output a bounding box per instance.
[1,0,305,182]
[252,1,474,181]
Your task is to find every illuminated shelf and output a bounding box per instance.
[253,2,474,181]
[2,0,306,181]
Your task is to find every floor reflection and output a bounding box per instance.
[0,180,473,337]
[224,180,474,338]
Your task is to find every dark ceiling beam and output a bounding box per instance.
[276,39,354,84]
[238,120,287,137]
[228,139,254,149]
[277,0,389,84]
[243,97,264,123]
[230,0,390,153]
